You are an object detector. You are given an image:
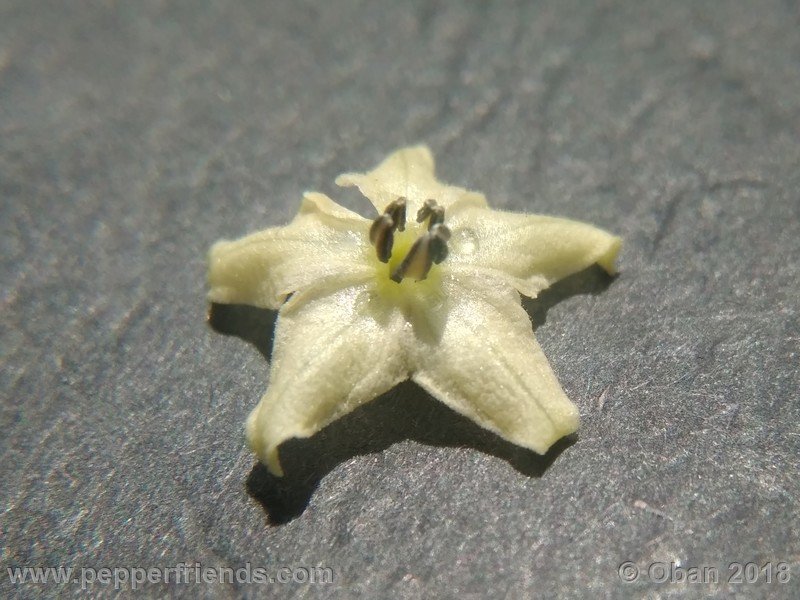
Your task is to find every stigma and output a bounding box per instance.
[369,198,452,283]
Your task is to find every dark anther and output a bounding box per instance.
[429,223,450,264]
[391,235,429,282]
[416,198,437,220]
[369,214,395,263]
[385,197,407,232]
[390,224,452,282]
[370,198,410,262]
[416,198,444,230]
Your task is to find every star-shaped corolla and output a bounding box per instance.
[208,146,621,476]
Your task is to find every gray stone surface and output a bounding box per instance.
[2,0,799,598]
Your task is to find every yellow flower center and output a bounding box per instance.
[368,197,450,304]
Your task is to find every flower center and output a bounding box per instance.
[369,197,451,284]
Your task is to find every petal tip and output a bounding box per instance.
[246,408,286,477]
[529,404,580,455]
[264,447,285,477]
[333,173,356,188]
[397,143,434,166]
[598,236,623,275]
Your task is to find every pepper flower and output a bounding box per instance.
[208,146,621,475]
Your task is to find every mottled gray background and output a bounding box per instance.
[2,0,799,598]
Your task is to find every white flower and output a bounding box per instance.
[208,146,621,476]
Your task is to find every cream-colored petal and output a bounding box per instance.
[335,145,488,214]
[246,283,408,475]
[409,274,579,456]
[207,192,373,309]
[447,206,622,298]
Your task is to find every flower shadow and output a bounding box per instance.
[209,264,615,525]
[524,264,616,331]
[208,302,278,361]
[245,384,577,524]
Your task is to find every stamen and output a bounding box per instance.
[371,197,451,282]
[385,197,407,232]
[428,223,450,264]
[391,224,451,282]
[369,214,395,263]
[369,197,407,262]
[416,199,445,230]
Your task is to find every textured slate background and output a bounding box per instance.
[2,0,799,598]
